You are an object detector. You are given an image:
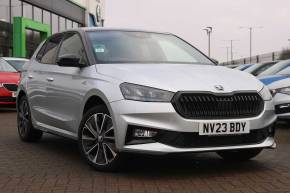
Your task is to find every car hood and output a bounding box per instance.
[0,72,20,83]
[259,74,290,86]
[97,63,264,92]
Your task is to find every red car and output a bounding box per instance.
[0,57,28,107]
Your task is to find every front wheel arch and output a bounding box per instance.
[17,90,27,108]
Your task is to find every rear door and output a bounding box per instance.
[27,34,63,128]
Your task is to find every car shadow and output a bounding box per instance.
[0,108,16,112]
[33,133,268,176]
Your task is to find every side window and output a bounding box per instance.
[40,34,63,64]
[57,33,88,65]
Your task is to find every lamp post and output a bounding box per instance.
[223,39,239,61]
[203,26,213,57]
[240,26,263,63]
[220,46,230,64]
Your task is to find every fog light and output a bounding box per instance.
[133,129,157,138]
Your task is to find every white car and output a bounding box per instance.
[263,67,290,120]
[17,28,276,171]
[259,59,290,77]
[244,61,277,76]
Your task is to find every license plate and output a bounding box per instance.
[199,121,250,135]
[12,92,17,98]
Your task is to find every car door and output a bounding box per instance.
[45,32,89,136]
[27,33,64,128]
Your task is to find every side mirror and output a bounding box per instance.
[57,54,82,67]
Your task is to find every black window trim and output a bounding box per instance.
[36,40,48,62]
[36,33,64,65]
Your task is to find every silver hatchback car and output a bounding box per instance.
[17,28,276,171]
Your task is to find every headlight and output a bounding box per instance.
[0,83,3,88]
[274,87,290,95]
[259,86,272,101]
[120,83,174,102]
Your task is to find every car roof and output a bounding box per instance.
[61,27,172,35]
[1,57,29,61]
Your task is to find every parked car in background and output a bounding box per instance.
[259,66,290,121]
[244,61,278,76]
[226,64,239,69]
[2,57,29,72]
[0,58,21,107]
[258,59,290,77]
[260,68,290,121]
[17,28,276,171]
[259,66,290,86]
[235,63,254,71]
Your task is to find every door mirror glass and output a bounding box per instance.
[57,54,81,67]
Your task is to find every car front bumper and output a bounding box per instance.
[110,99,276,154]
[0,88,16,105]
[274,93,290,119]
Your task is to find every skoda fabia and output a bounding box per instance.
[17,28,276,171]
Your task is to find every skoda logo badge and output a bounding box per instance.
[214,85,224,91]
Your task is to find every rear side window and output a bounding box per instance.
[40,34,63,64]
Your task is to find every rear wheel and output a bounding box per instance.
[17,96,43,142]
[217,148,262,161]
[78,105,121,171]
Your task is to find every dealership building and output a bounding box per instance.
[0,0,105,58]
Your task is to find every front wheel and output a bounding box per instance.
[78,105,122,171]
[217,148,263,161]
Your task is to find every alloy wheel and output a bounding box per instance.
[18,100,30,137]
[81,113,117,166]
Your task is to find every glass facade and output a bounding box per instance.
[0,0,84,58]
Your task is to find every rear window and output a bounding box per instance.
[0,59,17,72]
[6,60,28,71]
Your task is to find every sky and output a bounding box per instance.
[105,0,290,63]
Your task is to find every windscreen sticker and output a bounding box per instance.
[93,44,106,53]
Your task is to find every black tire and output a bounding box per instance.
[217,148,262,161]
[17,95,43,142]
[78,105,122,172]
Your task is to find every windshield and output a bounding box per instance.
[276,66,290,75]
[245,62,276,76]
[0,59,17,72]
[86,31,213,64]
[6,60,27,71]
[235,64,252,71]
[259,60,290,76]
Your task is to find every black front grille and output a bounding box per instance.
[0,97,16,102]
[157,127,272,148]
[172,92,264,119]
[3,84,18,92]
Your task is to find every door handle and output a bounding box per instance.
[28,75,33,79]
[46,77,54,82]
